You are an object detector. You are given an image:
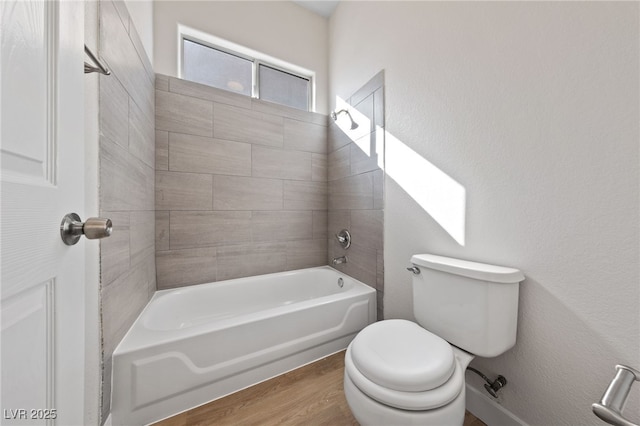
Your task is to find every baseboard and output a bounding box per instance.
[465,384,529,426]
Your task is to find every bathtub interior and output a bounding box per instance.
[115,266,371,354]
[111,266,376,426]
[144,267,355,332]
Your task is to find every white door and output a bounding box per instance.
[1,1,86,425]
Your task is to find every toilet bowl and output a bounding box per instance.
[343,254,524,426]
[343,319,474,426]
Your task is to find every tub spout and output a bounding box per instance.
[333,256,347,265]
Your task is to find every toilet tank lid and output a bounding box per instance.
[411,254,524,284]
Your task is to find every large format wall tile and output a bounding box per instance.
[284,119,327,153]
[214,103,283,147]
[252,146,311,181]
[328,120,352,153]
[328,172,374,211]
[156,74,169,91]
[373,87,384,128]
[169,133,251,176]
[341,241,378,292]
[130,211,155,266]
[99,211,130,285]
[101,253,155,358]
[329,239,377,289]
[251,211,313,242]
[129,97,155,168]
[169,211,252,249]
[155,76,329,290]
[156,211,170,251]
[213,176,283,210]
[312,153,328,182]
[286,239,327,270]
[328,145,350,181]
[351,209,383,250]
[313,211,328,240]
[350,131,381,175]
[156,247,217,289]
[99,72,128,149]
[373,169,384,210]
[252,98,327,126]
[216,242,287,281]
[156,90,213,137]
[155,130,168,170]
[98,2,155,421]
[128,13,154,83]
[169,76,252,109]
[100,0,153,120]
[327,71,384,320]
[100,137,154,211]
[284,181,328,211]
[351,93,375,137]
[328,210,351,237]
[156,171,213,211]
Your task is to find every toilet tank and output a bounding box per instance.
[411,254,524,358]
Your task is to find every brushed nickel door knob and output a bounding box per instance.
[60,213,112,245]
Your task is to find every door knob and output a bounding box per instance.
[60,213,112,245]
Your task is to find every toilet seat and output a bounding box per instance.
[350,320,456,391]
[345,320,464,411]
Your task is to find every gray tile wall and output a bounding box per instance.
[328,72,385,320]
[155,75,328,289]
[98,1,155,422]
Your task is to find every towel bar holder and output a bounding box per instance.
[84,45,110,75]
[592,365,639,426]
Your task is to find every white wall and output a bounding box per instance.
[153,0,329,114]
[330,2,639,425]
[124,0,154,63]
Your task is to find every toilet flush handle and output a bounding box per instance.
[406,266,420,275]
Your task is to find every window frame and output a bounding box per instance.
[255,62,311,112]
[181,38,255,97]
[178,26,315,112]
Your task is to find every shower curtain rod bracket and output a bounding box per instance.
[84,45,111,75]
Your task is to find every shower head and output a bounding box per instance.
[330,109,359,130]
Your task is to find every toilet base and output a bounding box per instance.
[344,370,466,426]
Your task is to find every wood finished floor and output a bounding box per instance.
[153,351,486,426]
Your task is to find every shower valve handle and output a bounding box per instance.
[335,229,351,249]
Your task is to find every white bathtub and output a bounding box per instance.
[110,266,376,425]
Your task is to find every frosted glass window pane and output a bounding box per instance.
[259,64,309,111]
[183,39,252,96]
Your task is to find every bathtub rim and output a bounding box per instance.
[113,266,376,356]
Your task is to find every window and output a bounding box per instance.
[182,39,252,97]
[258,64,309,111]
[181,34,312,111]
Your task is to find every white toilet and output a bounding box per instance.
[344,254,524,426]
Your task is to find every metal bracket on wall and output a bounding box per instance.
[84,45,111,75]
[592,365,639,426]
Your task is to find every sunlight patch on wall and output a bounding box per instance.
[385,131,466,245]
[332,96,464,245]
